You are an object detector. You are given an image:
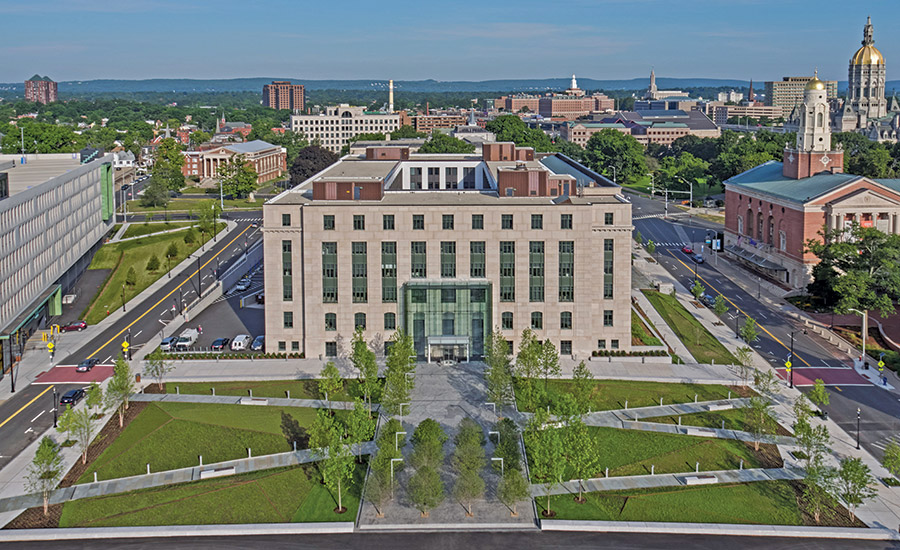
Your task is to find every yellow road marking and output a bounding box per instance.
[0,385,55,430]
[87,225,252,359]
[834,386,843,392]
[665,249,812,367]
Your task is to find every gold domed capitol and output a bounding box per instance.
[851,16,884,65]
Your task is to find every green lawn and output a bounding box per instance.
[527,426,772,482]
[121,221,196,239]
[620,175,652,194]
[169,379,381,403]
[641,408,790,435]
[80,223,223,324]
[536,482,807,525]
[126,197,261,212]
[642,289,738,365]
[61,462,367,527]
[631,310,662,346]
[78,402,332,483]
[515,379,744,413]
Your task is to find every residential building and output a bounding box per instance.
[0,154,115,376]
[290,105,401,153]
[764,76,838,118]
[263,80,306,112]
[24,75,58,105]
[262,143,632,361]
[413,114,467,133]
[498,95,541,114]
[112,151,135,187]
[181,140,286,184]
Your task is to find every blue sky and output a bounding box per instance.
[2,0,899,82]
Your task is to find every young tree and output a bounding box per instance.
[144,347,174,391]
[370,417,404,478]
[105,355,135,427]
[836,457,876,520]
[808,378,830,411]
[753,368,777,397]
[691,280,706,301]
[571,360,594,413]
[56,404,75,445]
[498,468,530,517]
[70,407,96,465]
[321,423,355,513]
[410,418,448,470]
[566,418,599,502]
[25,437,63,517]
[310,408,337,453]
[713,295,729,316]
[451,418,486,516]
[744,396,777,451]
[146,254,160,272]
[140,177,169,207]
[804,464,837,524]
[484,329,514,412]
[125,266,137,287]
[183,229,196,245]
[884,441,900,480]
[734,346,754,385]
[166,241,179,259]
[646,240,656,255]
[408,465,444,517]
[793,394,813,424]
[525,408,564,517]
[351,327,379,413]
[363,468,392,517]
[85,382,104,417]
[539,339,561,391]
[515,329,543,409]
[318,361,343,404]
[793,416,831,468]
[347,397,375,462]
[634,230,643,245]
[217,154,258,198]
[740,316,759,344]
[494,418,522,473]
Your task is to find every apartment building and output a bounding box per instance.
[290,105,401,153]
[24,75,58,104]
[765,76,838,118]
[262,80,306,112]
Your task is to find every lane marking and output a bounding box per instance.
[87,226,251,359]
[665,249,812,367]
[134,330,142,338]
[24,428,33,434]
[30,410,45,422]
[0,385,55,430]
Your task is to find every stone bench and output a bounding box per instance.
[707,403,733,412]
[682,474,718,486]
[199,466,236,479]
[684,427,717,437]
[240,397,269,406]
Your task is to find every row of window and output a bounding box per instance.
[320,213,587,231]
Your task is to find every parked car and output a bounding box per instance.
[61,320,88,332]
[700,294,717,308]
[159,336,177,352]
[235,279,251,291]
[231,334,252,351]
[76,358,99,372]
[175,328,199,351]
[211,337,231,351]
[251,335,265,352]
[59,389,85,406]
[681,246,693,255]
[691,254,705,264]
[250,222,259,228]
[255,293,265,304]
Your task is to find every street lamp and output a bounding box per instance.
[647,172,654,196]
[390,458,404,499]
[787,329,807,389]
[196,256,203,296]
[847,308,868,365]
[52,387,58,428]
[606,165,617,185]
[491,457,504,476]
[395,431,407,452]
[121,284,126,312]
[856,407,861,450]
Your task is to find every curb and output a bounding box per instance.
[357,523,539,532]
[0,522,354,541]
[540,520,898,541]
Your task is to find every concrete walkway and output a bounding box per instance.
[114,223,197,243]
[110,223,129,241]
[131,391,377,412]
[0,441,375,514]
[633,288,698,364]
[532,466,805,497]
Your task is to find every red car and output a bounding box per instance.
[681,246,693,255]
[61,320,88,332]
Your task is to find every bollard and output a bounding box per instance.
[740,459,744,470]
[625,400,628,410]
[212,388,215,396]
[287,390,290,399]
[651,465,655,475]
[248,448,252,458]
[293,441,297,452]
[678,416,681,426]
[728,391,731,400]
[200,455,203,466]
[176,386,180,394]
[605,467,608,478]
[722,420,725,430]
[94,472,98,483]
[695,462,699,473]
[694,394,698,403]
[147,463,150,475]
[249,389,253,398]
[660,397,663,406]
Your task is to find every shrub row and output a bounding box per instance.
[591,350,668,357]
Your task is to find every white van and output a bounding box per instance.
[175,328,199,351]
[230,334,252,351]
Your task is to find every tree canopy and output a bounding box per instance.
[417,132,475,154]
[289,145,339,187]
[485,115,555,152]
[583,129,648,185]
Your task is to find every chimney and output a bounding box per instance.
[389,79,394,113]
[426,102,429,115]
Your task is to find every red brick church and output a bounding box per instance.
[724,74,900,289]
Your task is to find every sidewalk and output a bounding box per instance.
[130,391,376,412]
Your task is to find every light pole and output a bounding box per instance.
[648,172,654,197]
[787,329,806,389]
[390,458,403,499]
[52,387,58,428]
[395,431,407,452]
[196,256,202,296]
[848,308,868,365]
[856,407,861,450]
[491,457,504,476]
[121,284,126,312]
[606,165,617,185]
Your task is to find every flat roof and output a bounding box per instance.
[1,155,82,197]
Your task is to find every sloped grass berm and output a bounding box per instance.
[641,408,793,437]
[76,402,337,483]
[642,289,739,365]
[168,378,381,403]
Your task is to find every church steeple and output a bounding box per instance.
[649,68,657,93]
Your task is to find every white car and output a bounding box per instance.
[235,279,251,291]
[231,334,252,351]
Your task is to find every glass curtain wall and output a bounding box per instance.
[400,281,491,360]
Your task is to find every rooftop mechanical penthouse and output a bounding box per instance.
[262,143,632,362]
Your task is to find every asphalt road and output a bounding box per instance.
[2,532,894,550]
[0,383,81,471]
[630,192,900,461]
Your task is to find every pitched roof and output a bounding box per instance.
[223,140,278,154]
[725,161,860,203]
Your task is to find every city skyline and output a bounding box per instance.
[1,0,898,83]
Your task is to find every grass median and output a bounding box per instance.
[642,289,738,365]
[642,408,793,436]
[121,221,196,239]
[77,402,335,483]
[168,379,381,403]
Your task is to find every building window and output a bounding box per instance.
[598,339,606,349]
[325,342,337,357]
[560,340,572,356]
[411,241,427,278]
[472,214,483,230]
[470,241,485,278]
[383,214,395,230]
[500,241,515,302]
[282,240,293,302]
[323,215,334,230]
[322,242,338,303]
[471,288,485,303]
[502,312,513,330]
[603,310,613,327]
[560,311,572,330]
[384,312,396,331]
[445,167,458,187]
[463,167,476,188]
[779,231,786,251]
[282,213,291,227]
[292,341,299,351]
[501,214,513,230]
[611,339,619,350]
[325,313,336,331]
[352,242,367,303]
[411,288,426,303]
[413,214,424,230]
[353,214,365,231]
[428,166,440,189]
[409,167,422,189]
[382,242,397,303]
[561,214,573,230]
[279,341,286,352]
[529,241,544,302]
[737,216,744,235]
[531,214,543,230]
[604,238,614,299]
[443,214,454,230]
[559,241,574,302]
[355,313,366,330]
[531,312,543,330]
[283,311,294,329]
[604,212,614,225]
[441,288,456,303]
[440,241,456,278]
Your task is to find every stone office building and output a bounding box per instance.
[262,143,633,361]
